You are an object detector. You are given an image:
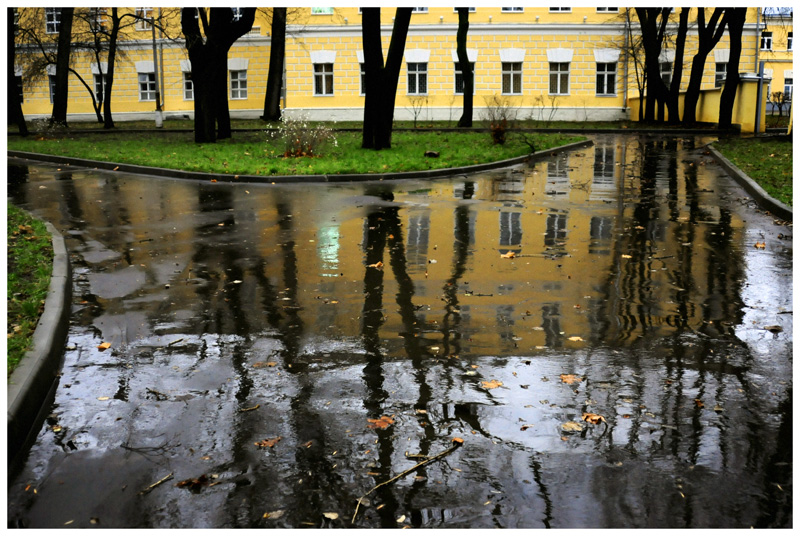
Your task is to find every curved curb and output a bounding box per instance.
[707,145,793,222]
[7,218,72,466]
[8,138,593,185]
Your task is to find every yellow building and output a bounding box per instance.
[13,7,789,128]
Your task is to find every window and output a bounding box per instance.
[16,75,23,103]
[48,75,57,103]
[549,7,571,12]
[596,62,616,95]
[231,8,242,21]
[660,61,672,86]
[502,7,524,12]
[94,74,106,101]
[136,8,153,30]
[230,70,247,99]
[761,31,773,50]
[502,62,522,94]
[360,63,366,95]
[138,72,156,101]
[549,62,569,94]
[89,8,107,31]
[454,8,476,12]
[455,62,475,94]
[184,72,194,100]
[715,62,727,88]
[407,63,428,95]
[412,8,428,13]
[788,32,793,50]
[785,78,793,100]
[45,8,60,34]
[596,8,619,13]
[311,7,333,15]
[314,63,334,95]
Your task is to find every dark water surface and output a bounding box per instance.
[6,134,792,528]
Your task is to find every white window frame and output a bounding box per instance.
[94,73,106,101]
[549,62,570,95]
[455,62,475,95]
[136,8,153,31]
[138,72,156,101]
[314,63,334,95]
[311,7,334,15]
[761,31,773,51]
[660,61,672,86]
[715,62,727,88]
[48,74,57,103]
[453,8,476,12]
[596,8,619,13]
[89,8,107,31]
[412,8,428,13]
[230,70,247,99]
[788,32,793,51]
[407,62,428,95]
[183,72,194,100]
[501,62,522,95]
[231,8,242,21]
[549,7,571,13]
[784,78,793,100]
[502,7,524,12]
[596,62,616,96]
[359,63,366,96]
[45,8,60,34]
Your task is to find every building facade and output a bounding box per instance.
[13,7,791,126]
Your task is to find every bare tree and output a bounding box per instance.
[361,7,413,150]
[682,8,728,124]
[261,8,287,121]
[718,8,747,128]
[8,9,28,135]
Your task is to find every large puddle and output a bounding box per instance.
[7,134,792,528]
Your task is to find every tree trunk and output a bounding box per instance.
[103,8,120,129]
[456,8,473,128]
[8,8,28,135]
[181,7,255,143]
[666,8,690,124]
[50,7,74,126]
[635,8,671,123]
[361,8,412,150]
[682,8,727,124]
[718,8,747,128]
[262,7,286,121]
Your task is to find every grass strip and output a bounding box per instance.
[713,136,793,207]
[7,130,584,177]
[7,204,54,377]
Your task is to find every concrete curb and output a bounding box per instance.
[7,138,594,185]
[7,218,72,466]
[707,145,793,222]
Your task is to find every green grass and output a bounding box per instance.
[7,129,585,177]
[713,136,793,207]
[7,204,54,377]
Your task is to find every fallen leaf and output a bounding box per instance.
[713,404,724,413]
[694,399,704,408]
[481,379,503,389]
[176,474,211,492]
[582,413,606,425]
[397,515,406,523]
[520,424,534,431]
[452,437,464,444]
[368,261,384,269]
[367,415,395,429]
[621,254,632,259]
[97,396,110,401]
[561,421,584,433]
[263,510,284,519]
[90,518,99,525]
[500,251,516,259]
[52,425,62,432]
[754,242,766,249]
[254,436,282,448]
[323,512,338,520]
[97,342,112,351]
[567,336,584,342]
[763,325,783,333]
[560,374,581,384]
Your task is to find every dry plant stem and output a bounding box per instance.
[351,441,462,524]
[140,472,173,495]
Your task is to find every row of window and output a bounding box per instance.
[760,31,793,51]
[310,7,619,15]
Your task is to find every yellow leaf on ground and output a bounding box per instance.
[561,421,584,433]
[367,415,395,429]
[97,342,111,350]
[560,374,581,384]
[582,412,606,425]
[500,251,516,259]
[481,379,503,389]
[754,242,766,249]
[368,261,384,269]
[567,336,583,342]
[254,436,282,448]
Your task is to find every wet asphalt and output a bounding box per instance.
[6,133,793,528]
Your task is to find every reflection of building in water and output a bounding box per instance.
[406,210,431,271]
[546,155,570,196]
[590,144,617,201]
[317,225,340,275]
[589,216,614,255]
[544,210,568,249]
[499,209,522,252]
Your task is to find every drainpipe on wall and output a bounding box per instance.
[623,9,630,112]
[755,7,761,71]
[151,13,163,128]
[755,60,765,134]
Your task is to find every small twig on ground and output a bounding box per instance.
[139,472,173,495]
[352,438,463,523]
[239,404,260,413]
[167,338,184,347]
